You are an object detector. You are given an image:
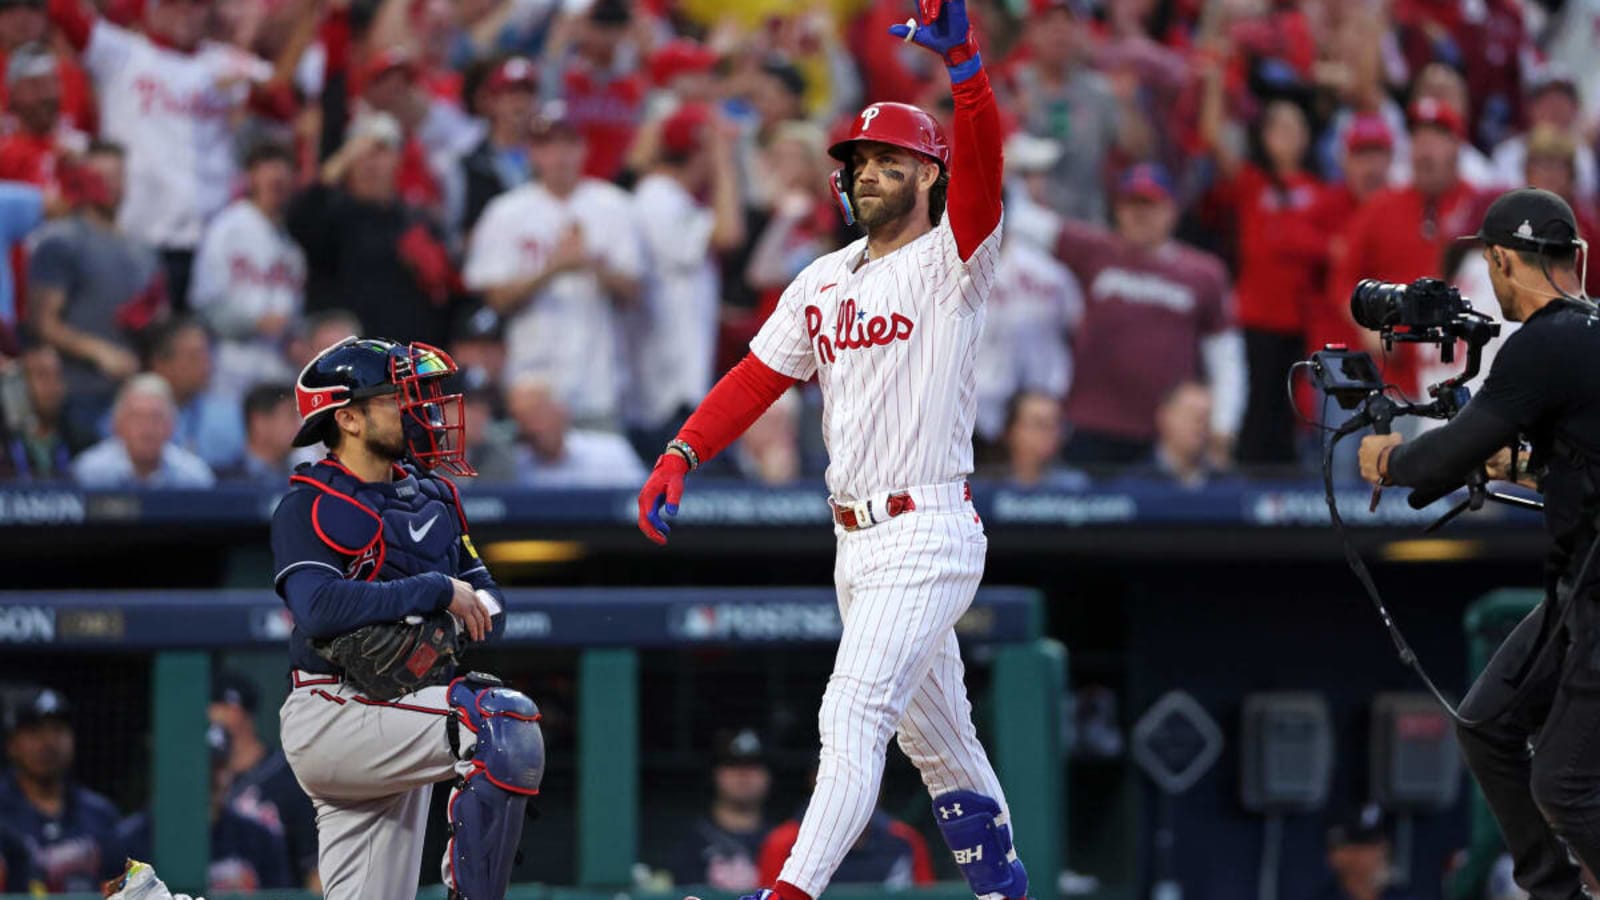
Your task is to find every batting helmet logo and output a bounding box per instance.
[828,102,949,168]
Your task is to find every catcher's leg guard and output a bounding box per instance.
[932,791,1029,900]
[442,673,545,900]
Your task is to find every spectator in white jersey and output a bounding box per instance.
[71,373,214,488]
[142,316,243,470]
[26,140,167,450]
[46,0,300,305]
[464,101,643,429]
[505,374,646,488]
[626,102,745,459]
[189,141,306,402]
[975,148,1082,448]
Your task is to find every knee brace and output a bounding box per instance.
[932,791,1029,900]
[442,673,545,900]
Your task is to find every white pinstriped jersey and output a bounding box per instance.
[750,213,1002,502]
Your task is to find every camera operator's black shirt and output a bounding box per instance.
[1390,297,1600,570]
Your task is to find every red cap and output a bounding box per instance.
[1407,97,1465,139]
[1344,114,1393,153]
[661,103,712,157]
[649,40,718,88]
[363,47,417,85]
[1116,162,1175,201]
[486,56,537,93]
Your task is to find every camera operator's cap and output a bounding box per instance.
[1407,97,1466,139]
[1117,163,1174,202]
[1344,114,1394,153]
[1467,187,1582,253]
[712,728,766,766]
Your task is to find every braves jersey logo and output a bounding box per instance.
[804,298,915,365]
[346,543,380,581]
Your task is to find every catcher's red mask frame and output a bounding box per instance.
[390,342,476,477]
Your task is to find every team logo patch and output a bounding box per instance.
[861,106,881,130]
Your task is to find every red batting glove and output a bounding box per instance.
[637,453,689,545]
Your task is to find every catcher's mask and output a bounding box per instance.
[293,336,476,477]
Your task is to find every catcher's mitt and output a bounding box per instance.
[313,611,463,701]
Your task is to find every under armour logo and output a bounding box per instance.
[1517,219,1535,238]
[861,106,881,130]
[953,846,983,865]
[939,803,963,819]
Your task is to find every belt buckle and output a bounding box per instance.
[835,497,876,531]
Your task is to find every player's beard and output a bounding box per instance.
[364,428,409,463]
[854,179,917,231]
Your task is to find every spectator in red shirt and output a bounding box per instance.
[1201,53,1327,465]
[1307,115,1394,355]
[1327,98,1483,400]
[1058,164,1244,466]
[0,0,91,136]
[0,42,77,191]
[358,49,446,216]
[556,0,645,183]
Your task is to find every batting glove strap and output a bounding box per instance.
[946,46,983,84]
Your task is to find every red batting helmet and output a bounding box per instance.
[829,102,949,168]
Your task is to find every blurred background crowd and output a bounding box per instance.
[0,0,1593,490]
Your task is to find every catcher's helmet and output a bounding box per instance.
[827,103,949,225]
[292,336,475,476]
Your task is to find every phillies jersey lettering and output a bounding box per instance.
[750,214,1002,502]
[804,298,916,363]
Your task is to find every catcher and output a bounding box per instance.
[270,337,543,900]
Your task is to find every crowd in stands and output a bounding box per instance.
[0,0,1591,490]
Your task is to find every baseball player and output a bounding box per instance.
[636,3,1028,900]
[270,336,544,900]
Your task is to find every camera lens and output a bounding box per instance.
[1350,279,1409,330]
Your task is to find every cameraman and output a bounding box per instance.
[1358,187,1595,898]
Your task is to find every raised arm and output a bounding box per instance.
[890,0,1001,261]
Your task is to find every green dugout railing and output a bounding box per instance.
[1447,588,1543,900]
[0,588,1065,898]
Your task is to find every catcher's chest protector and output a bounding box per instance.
[291,459,467,583]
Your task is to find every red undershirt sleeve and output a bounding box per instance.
[674,352,798,464]
[945,68,1003,262]
[48,0,92,52]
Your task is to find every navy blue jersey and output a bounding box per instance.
[209,806,294,890]
[0,771,124,892]
[0,823,39,893]
[225,750,318,883]
[269,457,506,674]
[116,808,294,891]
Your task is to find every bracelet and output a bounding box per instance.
[665,439,700,471]
[1376,443,1396,486]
